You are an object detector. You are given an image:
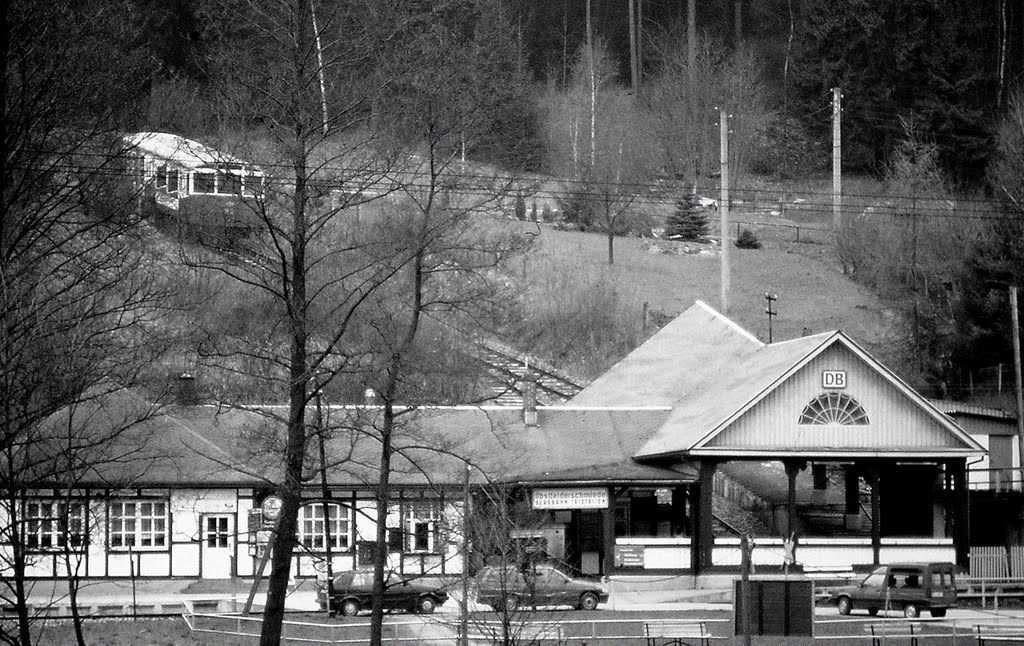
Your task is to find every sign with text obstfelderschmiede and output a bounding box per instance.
[532,488,609,510]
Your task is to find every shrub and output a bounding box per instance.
[735,228,761,249]
[514,191,527,221]
[557,190,596,231]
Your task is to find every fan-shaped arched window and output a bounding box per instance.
[798,393,869,425]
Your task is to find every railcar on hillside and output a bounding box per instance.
[124,131,266,247]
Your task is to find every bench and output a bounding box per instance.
[645,619,711,646]
[867,622,918,646]
[975,623,1024,645]
[466,620,563,645]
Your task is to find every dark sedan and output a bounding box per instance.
[475,563,609,611]
[315,570,449,616]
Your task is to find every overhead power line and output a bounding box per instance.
[7,148,1022,223]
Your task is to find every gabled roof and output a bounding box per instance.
[928,399,1015,420]
[568,301,763,407]
[49,402,687,489]
[125,132,261,172]
[39,301,983,491]
[566,300,983,461]
[635,332,835,458]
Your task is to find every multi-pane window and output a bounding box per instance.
[404,501,442,553]
[217,171,242,195]
[109,501,167,549]
[298,503,350,551]
[193,171,216,194]
[167,169,179,194]
[205,516,229,548]
[24,501,86,550]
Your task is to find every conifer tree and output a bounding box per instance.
[665,193,710,240]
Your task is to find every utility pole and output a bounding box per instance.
[637,0,643,84]
[765,293,778,343]
[734,0,743,49]
[687,0,696,80]
[720,107,730,315]
[832,87,842,237]
[629,0,638,92]
[587,0,595,169]
[1012,286,1024,488]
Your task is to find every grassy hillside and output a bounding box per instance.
[516,222,897,382]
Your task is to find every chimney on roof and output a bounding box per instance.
[521,363,538,427]
[176,372,199,406]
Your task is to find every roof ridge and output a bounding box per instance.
[694,300,764,347]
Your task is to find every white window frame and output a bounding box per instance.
[216,169,242,195]
[298,503,351,552]
[24,500,87,551]
[404,501,443,554]
[109,500,168,550]
[192,170,216,195]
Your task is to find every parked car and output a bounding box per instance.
[475,562,609,611]
[829,562,958,618]
[315,570,448,616]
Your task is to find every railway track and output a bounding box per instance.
[473,339,585,406]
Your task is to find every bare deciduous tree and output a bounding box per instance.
[2,3,172,645]
[186,2,532,644]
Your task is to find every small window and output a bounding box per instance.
[25,501,87,550]
[217,171,242,195]
[799,393,869,425]
[155,165,167,188]
[298,503,350,551]
[109,500,167,549]
[404,501,442,553]
[193,172,216,194]
[205,517,229,548]
[167,169,179,194]
[244,173,266,197]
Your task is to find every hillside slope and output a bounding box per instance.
[521,225,895,372]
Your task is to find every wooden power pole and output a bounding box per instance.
[720,108,730,315]
[832,87,842,236]
[629,0,638,92]
[687,0,696,79]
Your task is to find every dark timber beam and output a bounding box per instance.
[952,459,970,568]
[602,502,614,575]
[867,462,881,565]
[783,459,806,540]
[692,460,717,574]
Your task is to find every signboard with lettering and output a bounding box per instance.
[822,370,847,389]
[614,544,645,568]
[532,488,609,510]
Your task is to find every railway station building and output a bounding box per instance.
[2,301,990,583]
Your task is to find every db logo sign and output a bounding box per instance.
[822,370,847,389]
